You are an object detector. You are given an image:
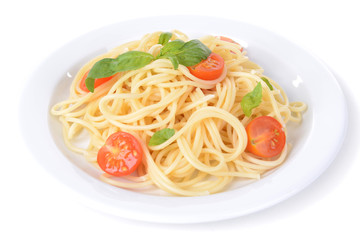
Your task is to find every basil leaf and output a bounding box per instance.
[85,51,154,92]
[159,39,185,56]
[158,32,173,45]
[261,77,273,90]
[85,58,117,92]
[163,55,179,70]
[241,82,262,117]
[148,128,175,146]
[176,39,212,66]
[157,39,211,69]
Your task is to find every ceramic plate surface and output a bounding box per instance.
[20,16,347,223]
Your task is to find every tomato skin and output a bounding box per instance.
[79,70,114,92]
[187,53,225,80]
[245,116,286,158]
[220,36,237,43]
[219,36,243,52]
[97,132,143,177]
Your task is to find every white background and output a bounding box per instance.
[1,0,359,239]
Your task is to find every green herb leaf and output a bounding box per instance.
[261,77,273,90]
[241,82,263,117]
[157,39,211,69]
[175,39,212,66]
[158,32,173,45]
[159,39,185,56]
[164,55,179,70]
[85,51,154,92]
[148,128,175,146]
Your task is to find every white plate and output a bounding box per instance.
[20,16,348,223]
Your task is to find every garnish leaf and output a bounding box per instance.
[164,55,179,70]
[159,39,185,56]
[175,39,212,66]
[157,39,211,69]
[241,82,263,117]
[85,51,154,92]
[149,128,175,146]
[158,32,173,45]
[261,77,273,90]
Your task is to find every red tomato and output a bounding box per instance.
[187,53,225,80]
[97,132,143,176]
[245,116,286,158]
[219,36,243,52]
[79,70,114,92]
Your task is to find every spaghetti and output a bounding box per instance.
[51,30,306,196]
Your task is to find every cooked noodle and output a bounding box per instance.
[51,30,306,196]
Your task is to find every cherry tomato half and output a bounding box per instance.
[79,70,114,92]
[245,116,286,158]
[219,36,243,52]
[97,132,143,177]
[187,53,225,80]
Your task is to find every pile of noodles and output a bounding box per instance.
[51,30,306,196]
